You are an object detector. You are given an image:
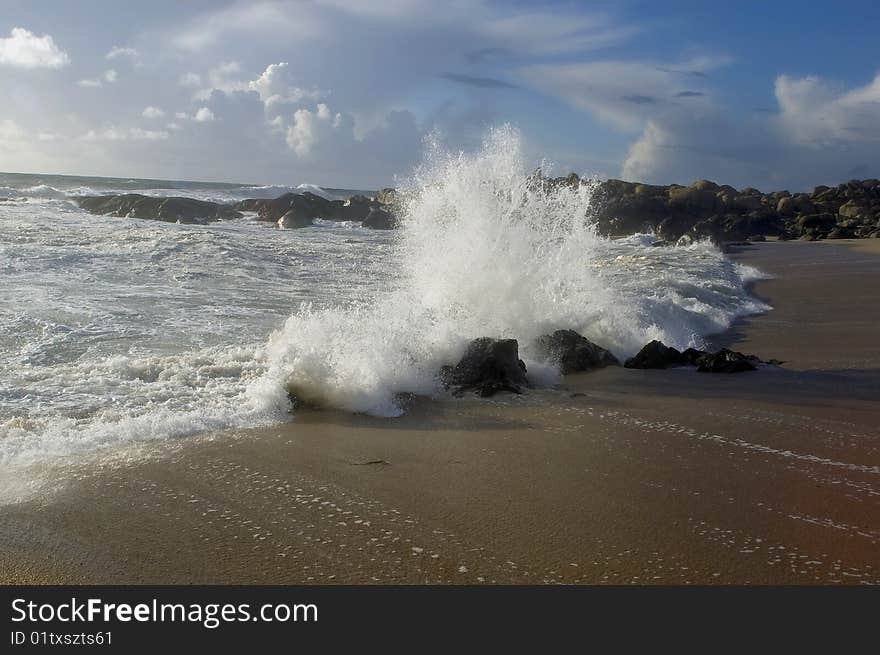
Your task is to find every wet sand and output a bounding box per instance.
[1,240,878,584]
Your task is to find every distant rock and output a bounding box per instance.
[78,194,241,224]
[439,337,529,397]
[533,329,619,374]
[235,190,400,227]
[589,176,880,242]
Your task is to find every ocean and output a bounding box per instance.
[0,127,767,471]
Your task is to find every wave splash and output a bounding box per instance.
[254,125,767,417]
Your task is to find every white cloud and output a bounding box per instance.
[193,107,215,122]
[0,27,70,69]
[166,122,183,131]
[142,106,166,119]
[619,72,880,190]
[249,62,321,108]
[78,69,119,88]
[172,2,320,51]
[478,11,638,56]
[286,103,342,157]
[105,46,140,61]
[775,73,880,146]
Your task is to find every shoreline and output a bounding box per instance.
[2,240,879,584]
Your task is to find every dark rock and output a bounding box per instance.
[826,227,855,239]
[624,340,688,369]
[533,329,619,374]
[696,348,757,373]
[680,347,708,365]
[277,209,313,229]
[362,207,398,230]
[439,337,529,396]
[668,186,719,214]
[798,213,837,231]
[340,195,373,221]
[78,194,242,224]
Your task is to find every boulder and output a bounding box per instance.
[838,201,869,219]
[532,329,619,374]
[78,194,242,224]
[668,186,719,214]
[237,192,331,223]
[439,338,529,396]
[777,194,814,216]
[689,179,719,192]
[797,213,837,231]
[362,207,398,230]
[695,349,757,373]
[624,340,688,369]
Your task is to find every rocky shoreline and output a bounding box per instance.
[75,176,880,242]
[587,175,880,243]
[75,187,399,229]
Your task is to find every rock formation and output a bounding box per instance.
[77,194,242,224]
[532,329,619,373]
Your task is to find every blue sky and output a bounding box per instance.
[1,0,879,189]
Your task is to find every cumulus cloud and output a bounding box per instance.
[193,107,215,122]
[286,103,343,157]
[142,106,166,119]
[249,62,321,109]
[0,27,70,69]
[104,69,118,83]
[77,78,103,88]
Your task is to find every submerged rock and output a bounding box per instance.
[439,337,528,397]
[533,329,619,374]
[78,194,242,224]
[624,340,688,369]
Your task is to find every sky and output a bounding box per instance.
[1,0,879,190]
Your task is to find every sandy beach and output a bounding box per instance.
[1,239,878,585]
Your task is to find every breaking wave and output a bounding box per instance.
[254,126,767,416]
